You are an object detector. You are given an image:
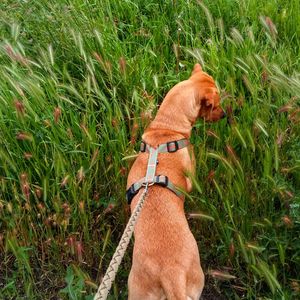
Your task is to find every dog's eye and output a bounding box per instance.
[207,104,213,111]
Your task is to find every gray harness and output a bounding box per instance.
[126,139,189,204]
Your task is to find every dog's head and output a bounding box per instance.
[191,64,225,122]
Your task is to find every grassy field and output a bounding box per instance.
[0,0,300,299]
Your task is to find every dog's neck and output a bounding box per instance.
[148,81,199,138]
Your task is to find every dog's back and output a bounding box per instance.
[127,130,204,300]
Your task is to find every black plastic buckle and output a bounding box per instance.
[156,175,168,187]
[126,185,137,204]
[140,141,146,152]
[167,141,178,153]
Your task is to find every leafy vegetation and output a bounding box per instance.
[0,0,299,299]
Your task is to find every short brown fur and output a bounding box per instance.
[127,64,224,299]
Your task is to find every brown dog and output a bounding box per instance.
[127,64,225,299]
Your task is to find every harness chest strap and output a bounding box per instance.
[126,138,189,204]
[140,138,189,153]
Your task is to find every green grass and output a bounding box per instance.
[0,0,299,299]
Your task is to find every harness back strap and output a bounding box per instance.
[126,138,189,204]
[144,147,158,184]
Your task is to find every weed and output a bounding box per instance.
[0,0,299,298]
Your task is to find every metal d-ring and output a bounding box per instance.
[142,180,155,186]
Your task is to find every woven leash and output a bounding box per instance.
[94,184,149,300]
[94,146,162,299]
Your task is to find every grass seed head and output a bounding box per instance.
[45,238,52,246]
[142,91,154,101]
[22,183,30,200]
[119,56,126,74]
[20,173,28,182]
[290,281,300,293]
[288,108,300,123]
[24,202,31,211]
[91,149,99,165]
[141,110,152,124]
[119,166,127,177]
[14,100,25,116]
[229,241,235,258]
[24,152,33,159]
[77,167,85,183]
[265,16,278,37]
[285,191,294,198]
[207,170,215,182]
[79,201,84,213]
[282,215,293,227]
[225,105,235,125]
[93,192,100,201]
[5,44,28,65]
[261,70,269,83]
[206,129,220,139]
[104,203,115,214]
[44,216,52,227]
[60,219,67,229]
[111,118,118,127]
[93,52,103,64]
[277,105,293,113]
[130,136,136,145]
[76,241,83,262]
[208,269,236,280]
[66,236,75,255]
[54,107,61,123]
[67,128,73,139]
[226,144,239,162]
[237,97,244,107]
[132,122,139,132]
[7,203,13,214]
[37,202,45,211]
[44,119,51,127]
[62,202,71,216]
[35,188,42,199]
[16,132,32,141]
[61,175,69,187]
[104,60,112,74]
[276,132,285,146]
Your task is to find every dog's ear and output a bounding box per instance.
[192,63,202,75]
[199,90,225,121]
[202,91,219,108]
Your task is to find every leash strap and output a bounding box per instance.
[95,184,149,300]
